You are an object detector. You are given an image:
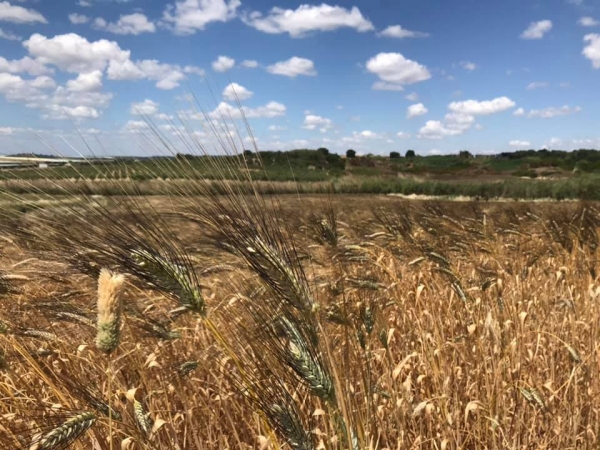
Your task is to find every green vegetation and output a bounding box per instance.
[2,148,600,200]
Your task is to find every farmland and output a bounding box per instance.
[1,189,599,449]
[1,149,600,200]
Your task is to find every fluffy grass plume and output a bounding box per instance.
[95,268,125,354]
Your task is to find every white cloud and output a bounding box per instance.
[357,130,382,139]
[93,13,156,35]
[366,52,431,86]
[242,4,373,38]
[162,0,241,35]
[69,13,89,24]
[397,131,410,138]
[0,27,20,40]
[418,113,475,139]
[209,101,286,119]
[583,34,600,68]
[559,82,570,88]
[0,56,53,76]
[124,120,149,132]
[509,140,531,147]
[212,55,235,72]
[268,125,286,131]
[78,0,92,6]
[303,114,333,132]
[372,81,404,91]
[0,127,17,135]
[130,99,159,116]
[0,1,46,24]
[222,82,253,101]
[520,20,552,39]
[405,92,418,101]
[241,59,258,68]
[513,107,525,116]
[527,81,549,90]
[579,16,598,27]
[407,103,428,118]
[266,57,316,77]
[24,33,130,73]
[528,105,582,118]
[108,58,201,89]
[460,61,478,71]
[378,25,429,38]
[417,97,512,140]
[66,70,102,92]
[448,97,515,115]
[350,115,360,122]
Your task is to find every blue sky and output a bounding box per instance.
[0,0,599,156]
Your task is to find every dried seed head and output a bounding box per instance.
[95,269,125,354]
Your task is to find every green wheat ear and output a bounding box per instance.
[131,249,205,315]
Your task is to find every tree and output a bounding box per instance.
[243,149,253,157]
[405,150,416,158]
[346,149,356,158]
[459,150,473,159]
[317,147,329,155]
[390,151,401,159]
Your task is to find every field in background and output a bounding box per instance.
[1,195,599,449]
[2,148,600,200]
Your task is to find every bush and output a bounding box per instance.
[405,150,416,158]
[346,149,356,158]
[390,151,401,159]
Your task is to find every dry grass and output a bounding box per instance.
[0,193,599,449]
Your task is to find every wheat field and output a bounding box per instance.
[0,116,599,449]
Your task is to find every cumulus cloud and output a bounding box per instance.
[93,13,156,35]
[222,82,253,101]
[267,57,316,77]
[372,81,404,91]
[0,56,53,76]
[448,97,515,115]
[520,20,552,39]
[0,1,46,24]
[303,114,333,132]
[513,107,525,116]
[66,70,102,92]
[366,53,431,91]
[459,61,477,70]
[241,59,258,68]
[583,34,600,68]
[242,4,373,38]
[24,33,130,73]
[528,105,582,118]
[209,101,286,120]
[418,113,475,139]
[162,0,241,35]
[0,27,20,40]
[68,13,89,24]
[527,81,549,90]
[130,99,159,116]
[407,103,428,118]
[0,71,113,120]
[397,131,410,138]
[378,25,429,38]
[405,92,418,102]
[418,96,514,140]
[212,55,235,72]
[509,140,531,147]
[579,16,598,27]
[108,58,203,90]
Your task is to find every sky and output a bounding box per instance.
[0,0,600,156]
